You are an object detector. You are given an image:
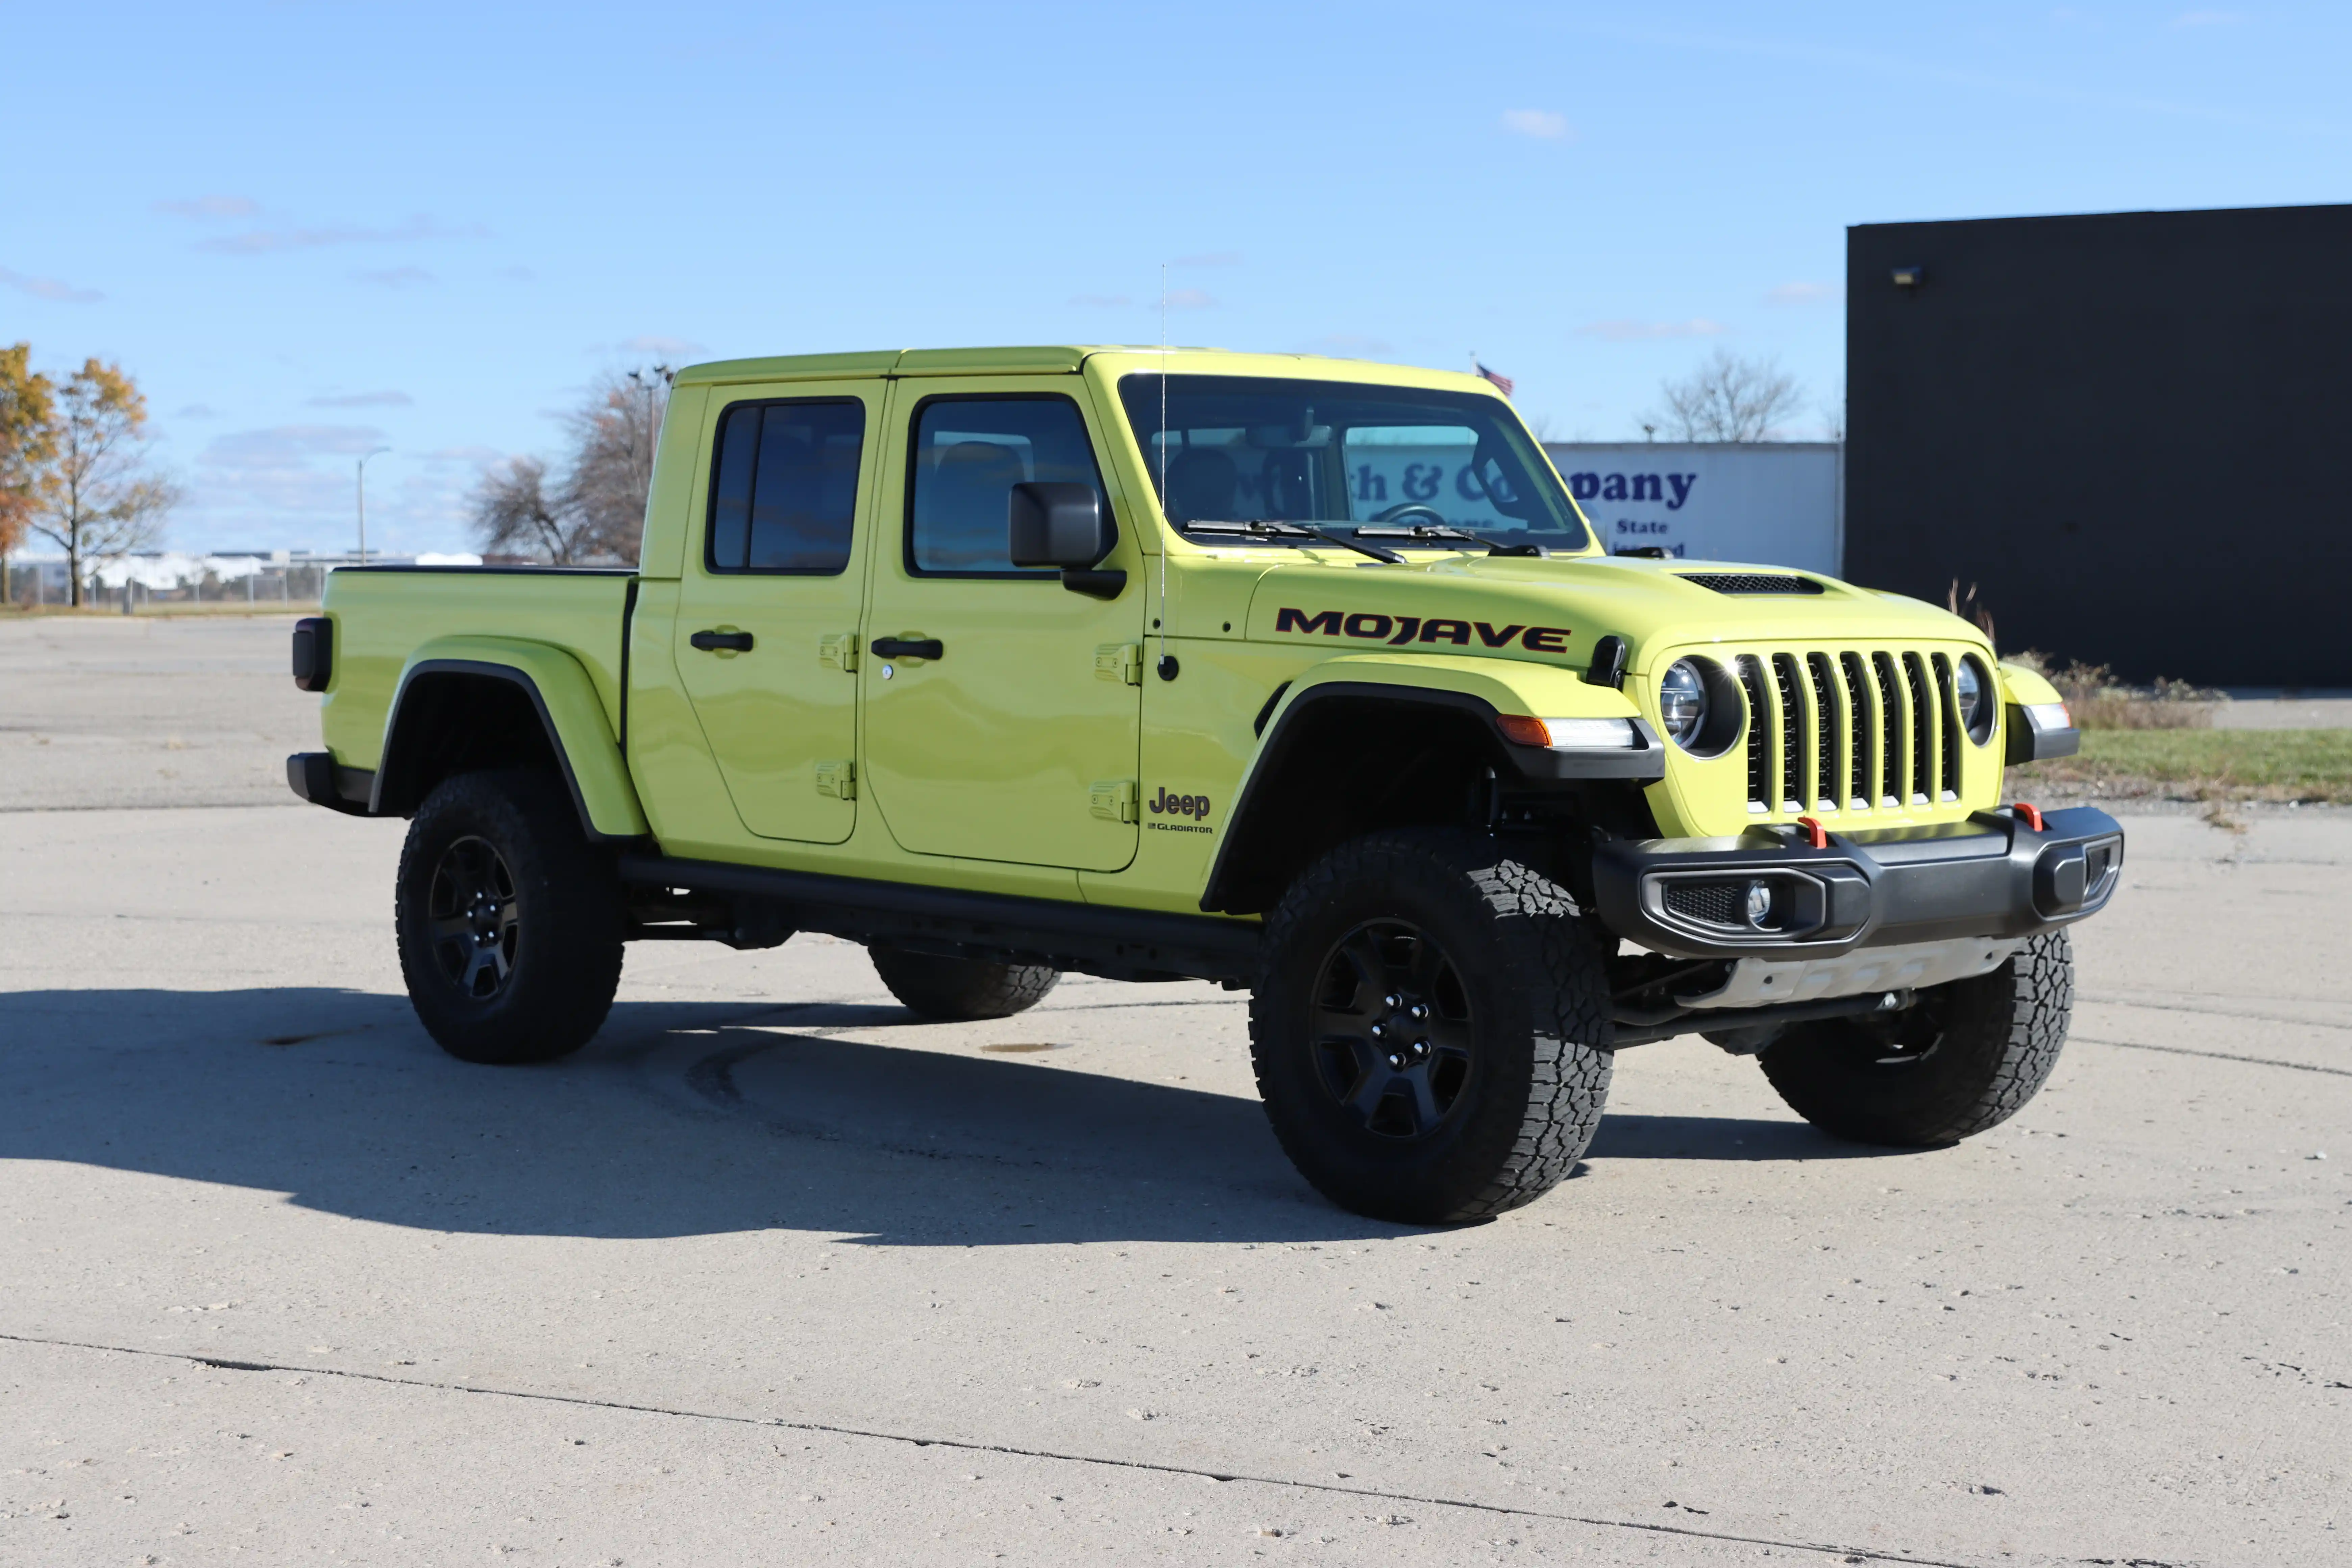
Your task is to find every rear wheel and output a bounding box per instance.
[1759,930,2073,1145]
[868,946,1060,1021]
[1249,830,1614,1224]
[395,769,623,1064]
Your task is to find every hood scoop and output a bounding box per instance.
[1676,572,1825,596]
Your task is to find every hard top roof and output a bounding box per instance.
[670,346,1496,393]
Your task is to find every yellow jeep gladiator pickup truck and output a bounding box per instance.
[287,346,2119,1223]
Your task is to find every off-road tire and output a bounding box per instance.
[869,946,1060,1021]
[1759,929,2074,1145]
[395,769,623,1064]
[1249,829,1614,1224]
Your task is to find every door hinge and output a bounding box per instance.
[819,632,859,672]
[1089,779,1139,823]
[1095,642,1144,685]
[815,760,857,800]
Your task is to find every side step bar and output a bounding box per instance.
[616,853,1264,987]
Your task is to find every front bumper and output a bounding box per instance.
[1592,805,2124,960]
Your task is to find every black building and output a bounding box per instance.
[1844,203,2352,687]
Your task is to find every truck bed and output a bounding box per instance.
[318,566,636,773]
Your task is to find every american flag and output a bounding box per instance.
[1474,360,1514,398]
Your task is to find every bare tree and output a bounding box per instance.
[470,456,602,564]
[1646,349,1804,442]
[472,366,671,564]
[24,358,181,605]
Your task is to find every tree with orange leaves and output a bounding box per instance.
[0,343,56,561]
[22,357,182,606]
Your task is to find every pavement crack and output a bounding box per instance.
[2077,994,2352,1033]
[0,1329,1988,1568]
[2074,1035,2352,1077]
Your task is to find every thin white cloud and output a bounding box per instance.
[1165,288,1216,310]
[1500,108,1573,140]
[1577,318,1725,341]
[155,195,260,219]
[187,425,393,518]
[176,404,221,420]
[0,266,104,304]
[196,215,487,255]
[1173,251,1243,267]
[1070,293,1132,307]
[613,334,702,359]
[1765,281,1835,305]
[356,266,435,287]
[308,391,414,409]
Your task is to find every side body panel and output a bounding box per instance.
[858,374,1149,873]
[670,378,886,843]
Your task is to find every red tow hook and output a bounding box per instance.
[2011,802,2046,833]
[1795,815,1829,849]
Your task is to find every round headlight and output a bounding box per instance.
[1956,655,1996,745]
[1660,659,1708,748]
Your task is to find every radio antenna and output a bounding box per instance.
[1156,262,1172,679]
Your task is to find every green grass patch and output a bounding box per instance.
[2011,729,2352,803]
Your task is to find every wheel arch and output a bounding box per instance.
[374,639,648,841]
[1202,658,1660,917]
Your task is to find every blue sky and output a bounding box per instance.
[4,2,2345,555]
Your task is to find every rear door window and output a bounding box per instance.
[707,399,865,573]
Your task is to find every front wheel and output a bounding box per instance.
[1759,929,2074,1145]
[395,769,623,1064]
[1249,830,1614,1224]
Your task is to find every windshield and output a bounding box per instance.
[1116,374,1592,549]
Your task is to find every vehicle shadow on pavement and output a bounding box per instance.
[1585,1114,1907,1162]
[1,986,1394,1246]
[4,987,1905,1245]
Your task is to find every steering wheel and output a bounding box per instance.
[1371,503,1450,528]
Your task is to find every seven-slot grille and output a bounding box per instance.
[1723,649,1973,819]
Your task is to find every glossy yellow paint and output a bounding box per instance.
[389,633,647,838]
[320,569,632,768]
[669,378,883,844]
[322,346,2014,915]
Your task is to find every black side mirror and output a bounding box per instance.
[1008,482,1124,599]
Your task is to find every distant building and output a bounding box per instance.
[1544,442,1842,574]
[1845,202,2352,685]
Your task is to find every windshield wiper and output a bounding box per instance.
[1352,524,1550,558]
[1179,519,1404,564]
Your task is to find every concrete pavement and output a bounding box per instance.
[1,616,2346,1566]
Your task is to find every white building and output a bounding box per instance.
[1543,442,1843,575]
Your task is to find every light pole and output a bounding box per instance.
[356,447,391,564]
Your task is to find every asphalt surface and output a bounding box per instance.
[2,615,2347,1566]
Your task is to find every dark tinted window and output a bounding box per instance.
[706,399,864,574]
[909,397,1103,574]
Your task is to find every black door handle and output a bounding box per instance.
[690,630,755,652]
[870,637,944,660]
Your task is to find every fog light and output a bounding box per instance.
[1743,880,1773,928]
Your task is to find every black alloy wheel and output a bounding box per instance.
[1249,829,1615,1224]
[1310,920,1476,1141]
[395,768,623,1064]
[425,835,521,1001]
